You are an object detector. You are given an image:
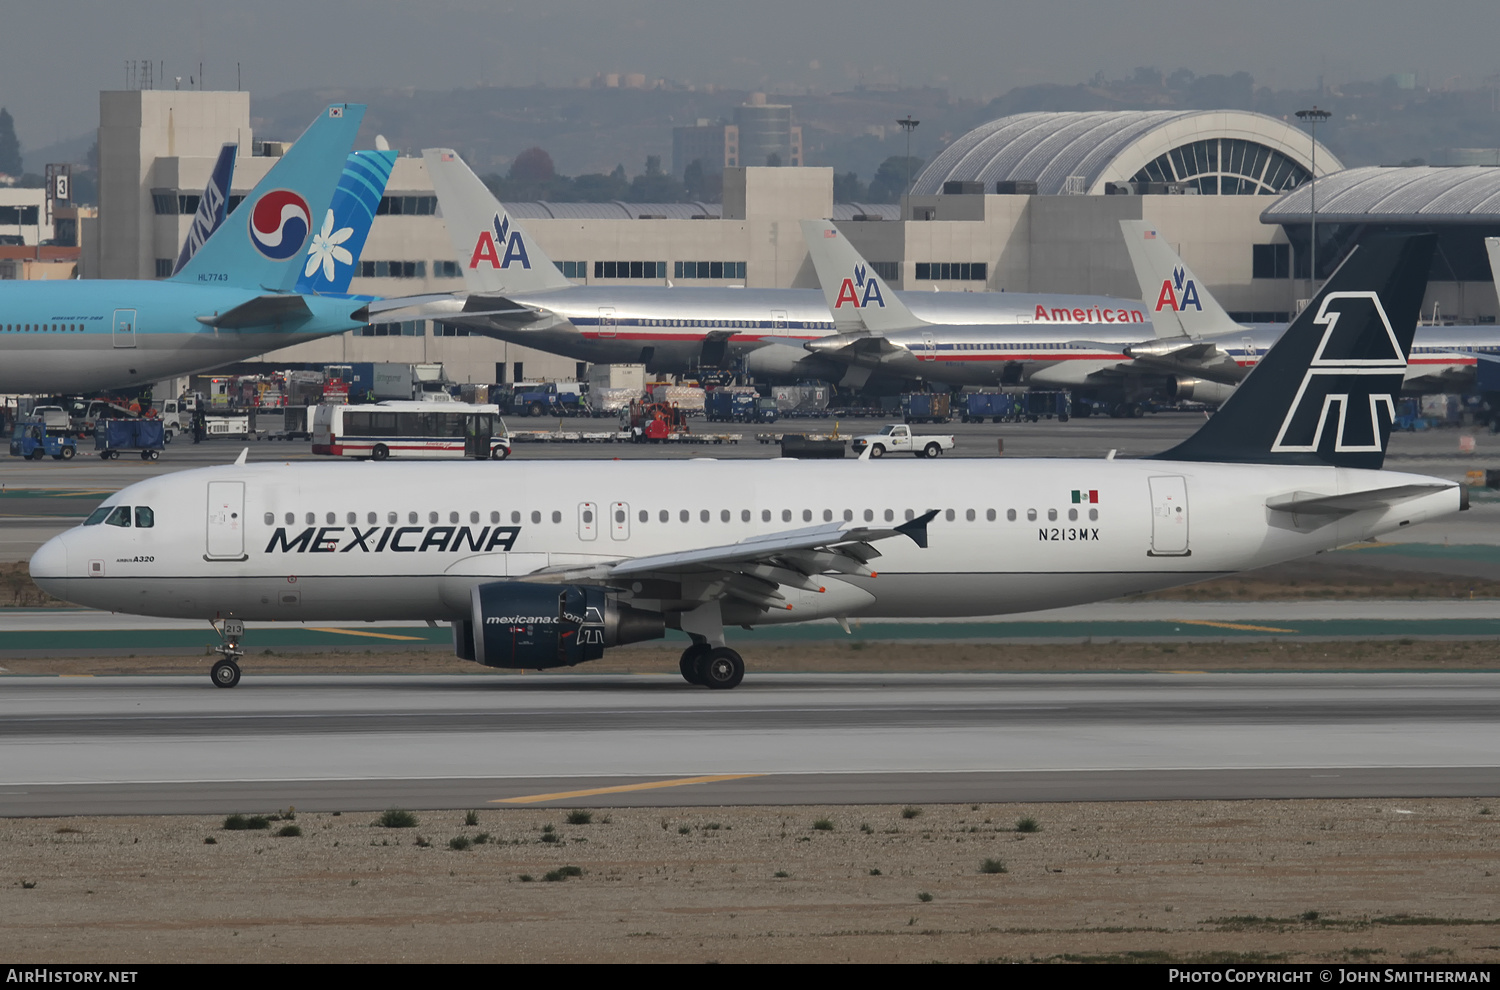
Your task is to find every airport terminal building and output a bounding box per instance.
[86,91,1500,385]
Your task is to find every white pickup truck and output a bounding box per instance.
[851,424,956,459]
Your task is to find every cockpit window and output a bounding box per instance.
[84,506,113,526]
[105,506,132,527]
[134,507,154,529]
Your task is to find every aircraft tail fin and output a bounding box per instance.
[173,105,364,291]
[423,148,572,293]
[171,142,236,276]
[1153,234,1435,471]
[1119,220,1243,338]
[799,219,926,333]
[292,148,397,295]
[1486,237,1500,285]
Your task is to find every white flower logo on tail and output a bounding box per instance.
[304,209,354,282]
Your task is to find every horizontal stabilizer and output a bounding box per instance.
[1266,483,1453,515]
[804,332,907,364]
[195,294,312,330]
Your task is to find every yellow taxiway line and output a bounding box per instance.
[494,774,766,805]
[1175,619,1299,633]
[303,627,428,641]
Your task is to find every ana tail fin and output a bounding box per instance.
[423,148,571,293]
[1485,237,1500,285]
[1153,234,1435,470]
[1119,220,1242,339]
[292,148,397,295]
[171,142,236,276]
[173,105,364,291]
[799,220,925,333]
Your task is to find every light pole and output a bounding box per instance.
[1295,106,1331,292]
[897,115,920,198]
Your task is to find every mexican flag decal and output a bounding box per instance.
[1071,490,1099,504]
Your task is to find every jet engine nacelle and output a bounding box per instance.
[1167,376,1236,406]
[455,582,664,669]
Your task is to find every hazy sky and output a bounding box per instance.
[4,0,1496,152]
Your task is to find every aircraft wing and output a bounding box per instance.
[356,292,543,325]
[195,294,313,330]
[522,512,937,610]
[1117,336,1247,383]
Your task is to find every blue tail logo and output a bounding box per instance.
[172,143,236,276]
[295,149,396,294]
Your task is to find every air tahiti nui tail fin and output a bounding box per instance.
[172,104,365,292]
[1153,233,1435,471]
[293,148,397,295]
[423,148,572,294]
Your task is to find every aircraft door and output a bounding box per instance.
[771,310,789,337]
[205,481,246,560]
[919,332,937,361]
[1147,476,1190,556]
[610,501,630,541]
[598,307,616,338]
[578,502,598,541]
[112,309,137,349]
[1242,336,1258,367]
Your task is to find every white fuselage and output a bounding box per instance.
[30,458,1460,626]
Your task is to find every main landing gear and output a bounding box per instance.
[678,643,745,690]
[210,618,245,688]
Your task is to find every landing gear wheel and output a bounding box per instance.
[211,659,241,688]
[371,443,389,461]
[679,644,711,685]
[699,647,745,690]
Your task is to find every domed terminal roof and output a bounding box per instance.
[913,110,1341,196]
[1262,165,1500,223]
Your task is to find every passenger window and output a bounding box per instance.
[551,511,561,523]
[451,512,460,524]
[843,509,853,522]
[134,507,154,529]
[638,510,648,523]
[582,509,594,524]
[531,511,541,524]
[306,512,315,525]
[286,512,296,526]
[823,509,833,522]
[782,509,792,522]
[1089,508,1098,521]
[762,509,771,522]
[326,512,335,525]
[904,509,915,521]
[388,512,398,524]
[945,509,955,522]
[264,512,275,525]
[742,510,752,522]
[720,509,730,523]
[370,512,379,525]
[802,509,812,522]
[864,509,874,522]
[106,506,131,527]
[884,509,894,522]
[511,511,521,524]
[429,512,439,524]
[84,507,111,526]
[700,510,710,523]
[347,512,357,524]
[409,512,418,524]
[659,509,669,523]
[966,509,975,522]
[1047,509,1057,522]
[1068,508,1077,521]
[470,511,479,524]
[489,511,499,524]
[680,509,689,523]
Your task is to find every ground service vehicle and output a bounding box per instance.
[9,421,76,460]
[851,424,956,458]
[312,402,511,460]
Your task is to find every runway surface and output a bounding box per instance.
[3,672,1497,815]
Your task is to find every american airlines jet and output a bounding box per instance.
[29,235,1461,690]
[368,149,1150,383]
[0,106,386,395]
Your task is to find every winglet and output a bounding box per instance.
[234,448,248,466]
[894,509,939,549]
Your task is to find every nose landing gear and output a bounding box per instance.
[210,618,245,688]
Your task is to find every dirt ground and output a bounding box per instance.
[3,799,1498,963]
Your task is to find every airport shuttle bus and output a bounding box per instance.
[312,401,511,460]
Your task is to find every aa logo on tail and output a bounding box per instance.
[470,213,533,270]
[834,264,885,309]
[1154,267,1202,313]
[1272,292,1407,455]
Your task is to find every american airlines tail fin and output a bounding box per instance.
[1119,220,1242,338]
[171,142,236,276]
[293,148,397,295]
[799,219,926,333]
[423,148,572,293]
[173,105,364,291]
[1153,233,1435,471]
[1486,237,1500,285]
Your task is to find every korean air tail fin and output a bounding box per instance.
[293,148,397,295]
[423,148,572,293]
[1153,234,1435,471]
[800,219,925,333]
[1119,220,1242,338]
[171,142,236,276]
[173,105,364,291]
